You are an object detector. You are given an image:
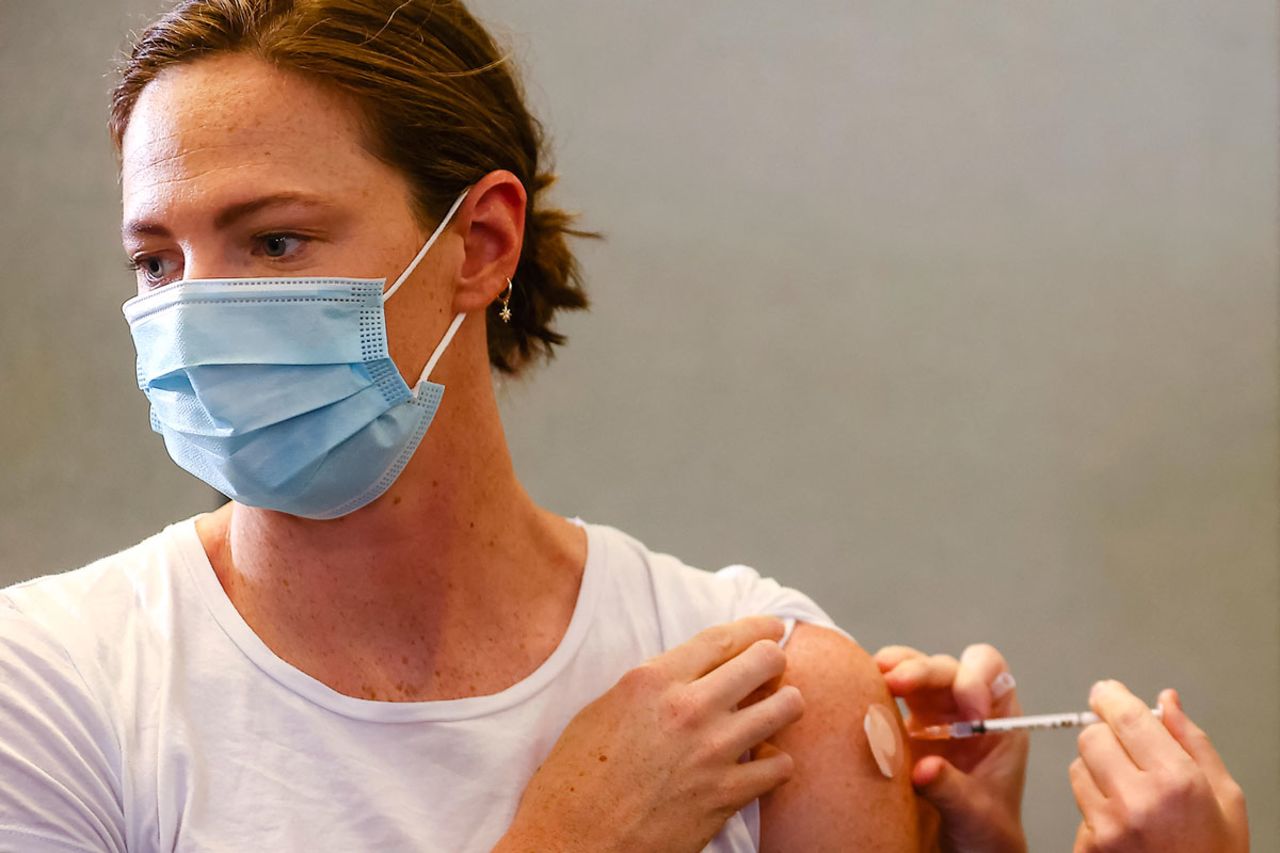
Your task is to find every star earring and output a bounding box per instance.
[498,278,513,323]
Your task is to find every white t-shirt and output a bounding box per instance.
[0,517,849,852]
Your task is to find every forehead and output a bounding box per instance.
[120,54,390,224]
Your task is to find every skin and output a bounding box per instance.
[1072,681,1249,853]
[759,624,924,852]
[120,53,919,849]
[500,617,806,853]
[876,644,1029,853]
[875,648,1251,853]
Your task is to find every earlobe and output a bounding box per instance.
[452,171,526,314]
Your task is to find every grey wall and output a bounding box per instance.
[0,0,220,570]
[2,1,1276,849]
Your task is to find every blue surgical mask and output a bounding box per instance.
[122,189,470,519]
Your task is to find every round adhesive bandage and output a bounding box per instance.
[863,703,905,779]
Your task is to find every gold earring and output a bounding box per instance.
[498,278,513,323]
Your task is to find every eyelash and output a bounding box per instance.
[250,232,312,258]
[125,233,314,285]
[125,256,167,284]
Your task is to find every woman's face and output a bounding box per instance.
[119,51,454,312]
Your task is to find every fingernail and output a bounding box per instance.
[1090,680,1108,701]
[991,671,1017,700]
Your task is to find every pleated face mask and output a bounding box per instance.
[121,189,469,519]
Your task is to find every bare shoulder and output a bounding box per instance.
[758,622,926,853]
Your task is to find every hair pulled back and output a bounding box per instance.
[110,0,592,375]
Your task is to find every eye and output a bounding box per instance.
[127,254,178,287]
[254,233,308,259]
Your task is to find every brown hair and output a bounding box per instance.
[110,0,593,375]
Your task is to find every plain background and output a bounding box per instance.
[1,1,1276,849]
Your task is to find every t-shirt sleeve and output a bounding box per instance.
[714,563,857,648]
[0,596,126,853]
[645,543,858,653]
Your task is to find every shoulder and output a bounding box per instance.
[0,592,130,851]
[4,521,184,636]
[759,622,922,852]
[2,519,198,706]
[0,520,204,850]
[582,521,853,650]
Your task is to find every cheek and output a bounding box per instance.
[379,235,466,376]
[341,207,436,281]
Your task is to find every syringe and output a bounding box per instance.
[910,707,1164,740]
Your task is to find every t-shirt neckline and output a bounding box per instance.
[171,515,602,723]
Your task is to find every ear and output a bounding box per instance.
[451,170,526,314]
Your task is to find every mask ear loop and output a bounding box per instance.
[376,188,471,392]
[415,313,466,387]
[382,188,470,303]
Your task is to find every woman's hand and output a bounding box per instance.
[1071,680,1248,853]
[497,615,805,853]
[874,644,1028,853]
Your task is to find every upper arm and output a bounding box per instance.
[757,622,934,853]
[0,598,126,852]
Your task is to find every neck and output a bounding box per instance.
[196,329,586,687]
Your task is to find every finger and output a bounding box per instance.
[695,638,788,709]
[882,654,959,694]
[723,749,796,808]
[1158,689,1235,792]
[1089,679,1183,772]
[658,616,785,682]
[992,671,1022,715]
[1076,721,1141,799]
[954,644,1009,719]
[911,755,992,837]
[725,684,805,756]
[1068,756,1108,818]
[873,645,925,672]
[1072,820,1097,853]
[911,754,948,788]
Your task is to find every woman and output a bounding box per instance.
[0,1,922,850]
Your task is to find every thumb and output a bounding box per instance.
[912,756,988,826]
[913,756,1023,852]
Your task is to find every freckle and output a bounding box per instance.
[432,479,438,487]
[598,754,608,762]
[281,578,290,588]
[433,669,441,677]
[568,786,575,793]
[468,684,476,691]
[392,495,402,505]
[401,655,408,665]
[469,521,475,529]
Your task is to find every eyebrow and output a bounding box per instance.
[122,192,336,239]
